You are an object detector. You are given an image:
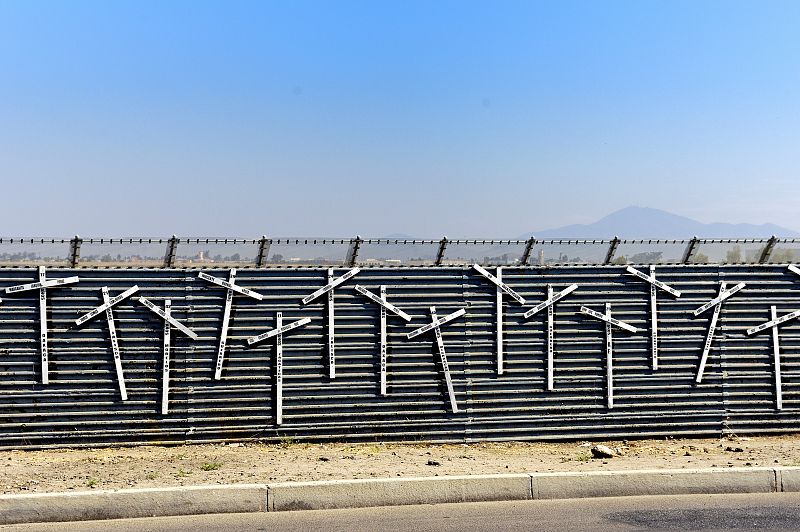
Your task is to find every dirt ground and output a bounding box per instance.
[2,435,799,495]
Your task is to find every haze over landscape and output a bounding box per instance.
[1,1,798,237]
[526,206,799,240]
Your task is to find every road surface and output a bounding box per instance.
[5,492,800,531]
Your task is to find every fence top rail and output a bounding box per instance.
[3,236,799,242]
[0,235,797,267]
[2,236,798,242]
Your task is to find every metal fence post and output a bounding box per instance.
[345,235,363,267]
[163,235,178,268]
[521,237,536,265]
[435,237,449,266]
[604,237,620,264]
[758,236,778,264]
[255,236,270,267]
[68,235,82,267]
[682,236,700,264]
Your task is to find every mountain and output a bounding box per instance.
[527,206,800,239]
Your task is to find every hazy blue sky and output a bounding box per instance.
[1,0,798,237]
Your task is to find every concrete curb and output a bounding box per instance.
[0,484,268,525]
[268,474,532,511]
[1,467,798,525]
[532,467,779,499]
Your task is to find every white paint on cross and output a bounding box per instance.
[580,306,639,333]
[75,285,139,400]
[472,265,526,375]
[247,312,311,425]
[354,284,413,395]
[301,267,360,379]
[746,306,800,410]
[692,282,746,316]
[580,304,639,409]
[694,282,745,383]
[523,284,579,319]
[247,316,312,345]
[4,266,79,384]
[626,266,681,370]
[198,270,265,380]
[407,307,466,413]
[524,284,579,391]
[137,297,198,414]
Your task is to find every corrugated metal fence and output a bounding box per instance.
[1,263,799,449]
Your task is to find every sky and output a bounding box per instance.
[0,0,798,238]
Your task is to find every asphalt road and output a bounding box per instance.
[5,493,800,531]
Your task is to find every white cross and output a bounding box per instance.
[198,270,265,380]
[746,307,800,410]
[472,265,526,304]
[692,282,746,316]
[247,316,312,345]
[5,266,79,384]
[301,267,361,304]
[247,313,311,425]
[626,266,681,370]
[407,308,466,338]
[580,304,639,409]
[138,297,198,414]
[580,305,640,334]
[355,284,413,395]
[301,267,360,379]
[75,285,139,400]
[524,284,579,391]
[694,282,744,383]
[472,265,526,375]
[407,307,466,413]
[523,284,579,318]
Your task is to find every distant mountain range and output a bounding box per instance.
[370,207,797,263]
[523,206,799,239]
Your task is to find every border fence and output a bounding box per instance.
[0,235,797,268]
[0,236,799,449]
